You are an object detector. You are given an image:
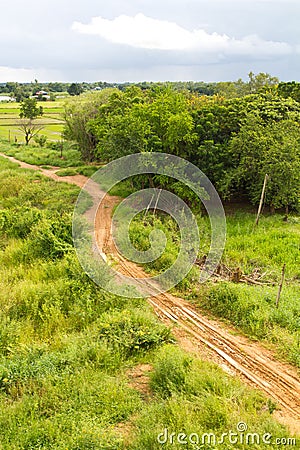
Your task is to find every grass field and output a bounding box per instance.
[0,150,298,448]
[0,140,105,174]
[0,101,65,143]
[0,139,82,168]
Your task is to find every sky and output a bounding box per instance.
[0,0,299,83]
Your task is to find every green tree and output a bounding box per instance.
[227,117,300,212]
[18,98,44,145]
[63,88,118,161]
[278,81,300,103]
[20,98,43,120]
[189,92,300,189]
[215,79,248,98]
[247,72,279,94]
[91,87,197,161]
[67,83,84,96]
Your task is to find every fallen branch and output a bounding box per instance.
[194,257,274,286]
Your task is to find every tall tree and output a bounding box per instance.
[18,98,44,145]
[67,83,83,96]
[248,72,279,94]
[63,88,118,161]
[226,117,300,212]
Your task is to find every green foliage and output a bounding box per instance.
[278,81,300,103]
[63,86,300,211]
[55,165,101,177]
[224,213,300,278]
[200,283,300,367]
[190,93,300,210]
[215,72,279,98]
[93,87,197,160]
[66,86,197,162]
[128,209,300,367]
[76,165,101,177]
[25,214,73,260]
[19,98,43,120]
[150,345,192,397]
[0,207,42,238]
[34,134,47,147]
[226,117,300,211]
[18,98,44,145]
[247,71,279,94]
[0,101,64,142]
[0,140,82,167]
[63,88,118,161]
[97,308,172,357]
[67,82,84,96]
[55,168,78,177]
[130,345,290,450]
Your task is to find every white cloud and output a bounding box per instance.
[72,13,292,57]
[0,66,64,83]
[0,66,37,83]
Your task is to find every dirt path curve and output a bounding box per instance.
[1,152,300,434]
[0,152,88,188]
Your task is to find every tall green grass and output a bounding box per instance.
[125,210,300,368]
[128,345,295,449]
[199,283,300,367]
[0,148,298,447]
[224,212,300,280]
[0,157,171,448]
[0,140,83,167]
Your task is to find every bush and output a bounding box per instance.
[34,135,47,147]
[97,308,172,357]
[0,208,42,238]
[130,345,288,450]
[55,168,78,177]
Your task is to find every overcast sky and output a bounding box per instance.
[0,0,299,83]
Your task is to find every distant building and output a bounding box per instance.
[33,90,50,100]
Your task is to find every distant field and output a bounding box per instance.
[0,101,65,143]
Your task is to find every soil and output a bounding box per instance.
[126,364,153,400]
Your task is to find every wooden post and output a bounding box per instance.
[8,130,11,143]
[276,264,286,308]
[153,189,162,216]
[255,174,269,226]
[143,193,155,219]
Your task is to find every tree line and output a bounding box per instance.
[63,77,300,213]
[2,72,300,102]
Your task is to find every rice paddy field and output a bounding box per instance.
[0,101,65,143]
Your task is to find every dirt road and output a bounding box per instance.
[1,152,300,434]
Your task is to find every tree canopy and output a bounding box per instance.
[63,81,300,212]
